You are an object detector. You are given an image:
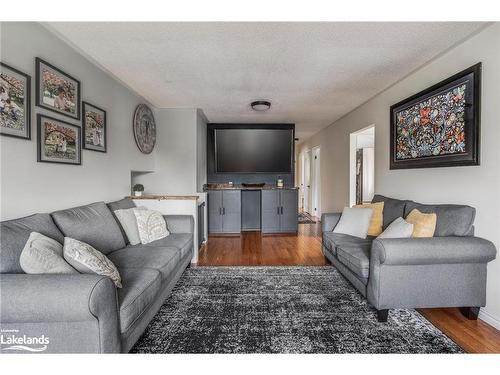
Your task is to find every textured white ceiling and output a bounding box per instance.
[46,22,485,140]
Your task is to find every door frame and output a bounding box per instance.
[349,124,375,207]
[303,150,312,213]
[311,146,321,217]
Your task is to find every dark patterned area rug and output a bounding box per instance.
[298,212,317,224]
[131,266,463,354]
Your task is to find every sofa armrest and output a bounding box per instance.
[371,237,497,266]
[0,273,120,353]
[321,213,342,232]
[163,215,194,234]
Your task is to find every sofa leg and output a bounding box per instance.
[460,307,480,320]
[377,309,389,322]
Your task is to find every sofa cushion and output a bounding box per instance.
[107,197,136,212]
[109,246,180,281]
[323,232,373,257]
[20,232,77,274]
[404,202,475,237]
[1,213,64,273]
[372,195,410,229]
[117,267,162,333]
[51,202,125,254]
[107,198,137,244]
[128,234,193,260]
[337,245,370,279]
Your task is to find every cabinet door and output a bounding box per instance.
[280,190,298,233]
[261,190,281,233]
[208,190,223,233]
[222,190,241,233]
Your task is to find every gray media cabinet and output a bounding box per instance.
[207,188,298,234]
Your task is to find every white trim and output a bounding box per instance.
[479,309,500,331]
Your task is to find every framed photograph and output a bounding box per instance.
[37,114,81,165]
[0,62,31,139]
[390,63,481,169]
[36,57,81,120]
[82,101,107,152]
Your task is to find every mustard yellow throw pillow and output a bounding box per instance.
[353,202,384,236]
[406,209,437,238]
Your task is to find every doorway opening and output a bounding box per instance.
[349,126,375,207]
[300,146,321,219]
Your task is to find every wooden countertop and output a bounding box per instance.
[204,184,298,191]
[128,195,199,200]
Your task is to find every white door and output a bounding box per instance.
[303,150,312,213]
[311,147,321,217]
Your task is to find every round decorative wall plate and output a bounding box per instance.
[133,104,156,154]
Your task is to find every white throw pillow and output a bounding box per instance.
[333,207,373,239]
[114,206,147,245]
[377,217,414,239]
[20,232,77,274]
[63,237,122,288]
[133,208,170,244]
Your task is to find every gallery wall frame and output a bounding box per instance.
[0,62,31,140]
[36,57,81,120]
[37,113,82,165]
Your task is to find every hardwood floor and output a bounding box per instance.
[197,224,327,266]
[197,221,500,353]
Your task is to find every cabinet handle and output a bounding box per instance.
[219,207,222,215]
[223,207,225,215]
[277,207,280,215]
[281,207,284,215]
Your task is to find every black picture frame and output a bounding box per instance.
[390,63,481,170]
[35,57,81,120]
[0,62,31,140]
[37,114,82,165]
[82,101,107,153]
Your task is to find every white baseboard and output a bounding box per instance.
[479,309,500,331]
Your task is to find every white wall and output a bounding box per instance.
[298,23,500,328]
[135,109,196,194]
[135,108,207,195]
[0,22,155,220]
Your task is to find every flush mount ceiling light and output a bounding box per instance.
[251,100,271,111]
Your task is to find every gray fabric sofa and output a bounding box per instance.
[322,195,497,322]
[0,198,194,353]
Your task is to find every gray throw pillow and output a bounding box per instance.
[333,207,373,239]
[63,237,122,288]
[114,207,146,245]
[20,232,77,274]
[377,217,414,239]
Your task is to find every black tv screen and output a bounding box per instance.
[215,128,293,173]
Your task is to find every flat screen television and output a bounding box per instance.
[215,128,293,173]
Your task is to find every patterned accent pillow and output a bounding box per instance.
[63,237,122,287]
[133,208,170,244]
[20,232,77,274]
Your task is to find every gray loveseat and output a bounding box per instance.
[322,195,497,322]
[0,198,194,353]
